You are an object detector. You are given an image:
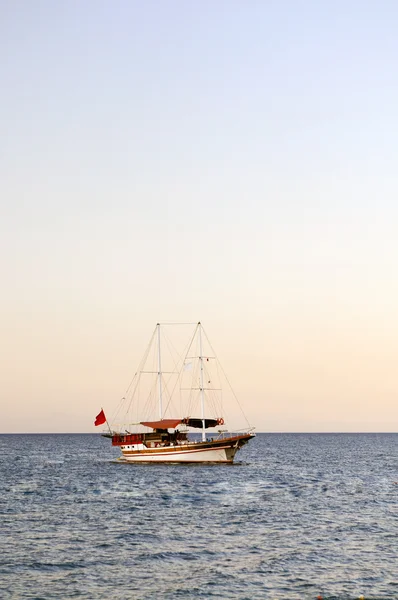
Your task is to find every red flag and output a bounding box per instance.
[94,409,106,426]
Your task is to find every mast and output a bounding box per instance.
[157,323,163,420]
[198,322,206,442]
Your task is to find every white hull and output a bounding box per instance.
[118,443,239,463]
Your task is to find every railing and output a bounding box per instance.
[214,429,255,441]
[111,428,255,446]
[187,429,255,443]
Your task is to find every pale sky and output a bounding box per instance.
[1,1,398,433]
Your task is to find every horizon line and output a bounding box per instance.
[0,431,397,435]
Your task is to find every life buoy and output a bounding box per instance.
[218,418,224,426]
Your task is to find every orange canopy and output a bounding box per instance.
[140,419,182,430]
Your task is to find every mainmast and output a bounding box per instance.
[157,323,163,420]
[198,322,206,442]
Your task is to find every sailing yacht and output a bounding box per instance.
[99,322,255,463]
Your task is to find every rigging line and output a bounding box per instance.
[161,369,182,417]
[180,387,222,391]
[139,377,157,423]
[184,324,201,417]
[140,325,187,421]
[177,326,198,416]
[161,329,185,378]
[160,376,180,418]
[214,352,223,417]
[163,324,195,372]
[172,327,194,419]
[156,330,179,418]
[202,324,252,430]
[156,322,198,325]
[186,360,200,417]
[126,325,157,396]
[197,332,221,416]
[109,394,130,429]
[201,359,222,415]
[117,325,158,425]
[141,330,162,420]
[140,370,178,374]
[124,326,158,421]
[162,323,199,417]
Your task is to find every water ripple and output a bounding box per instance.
[0,433,397,599]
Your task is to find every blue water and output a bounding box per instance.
[0,433,397,599]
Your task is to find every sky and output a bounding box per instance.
[1,0,398,433]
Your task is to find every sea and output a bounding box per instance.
[0,433,397,600]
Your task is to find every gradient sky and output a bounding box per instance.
[1,1,398,432]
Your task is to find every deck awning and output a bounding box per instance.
[140,419,182,430]
[140,418,223,430]
[182,418,221,429]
